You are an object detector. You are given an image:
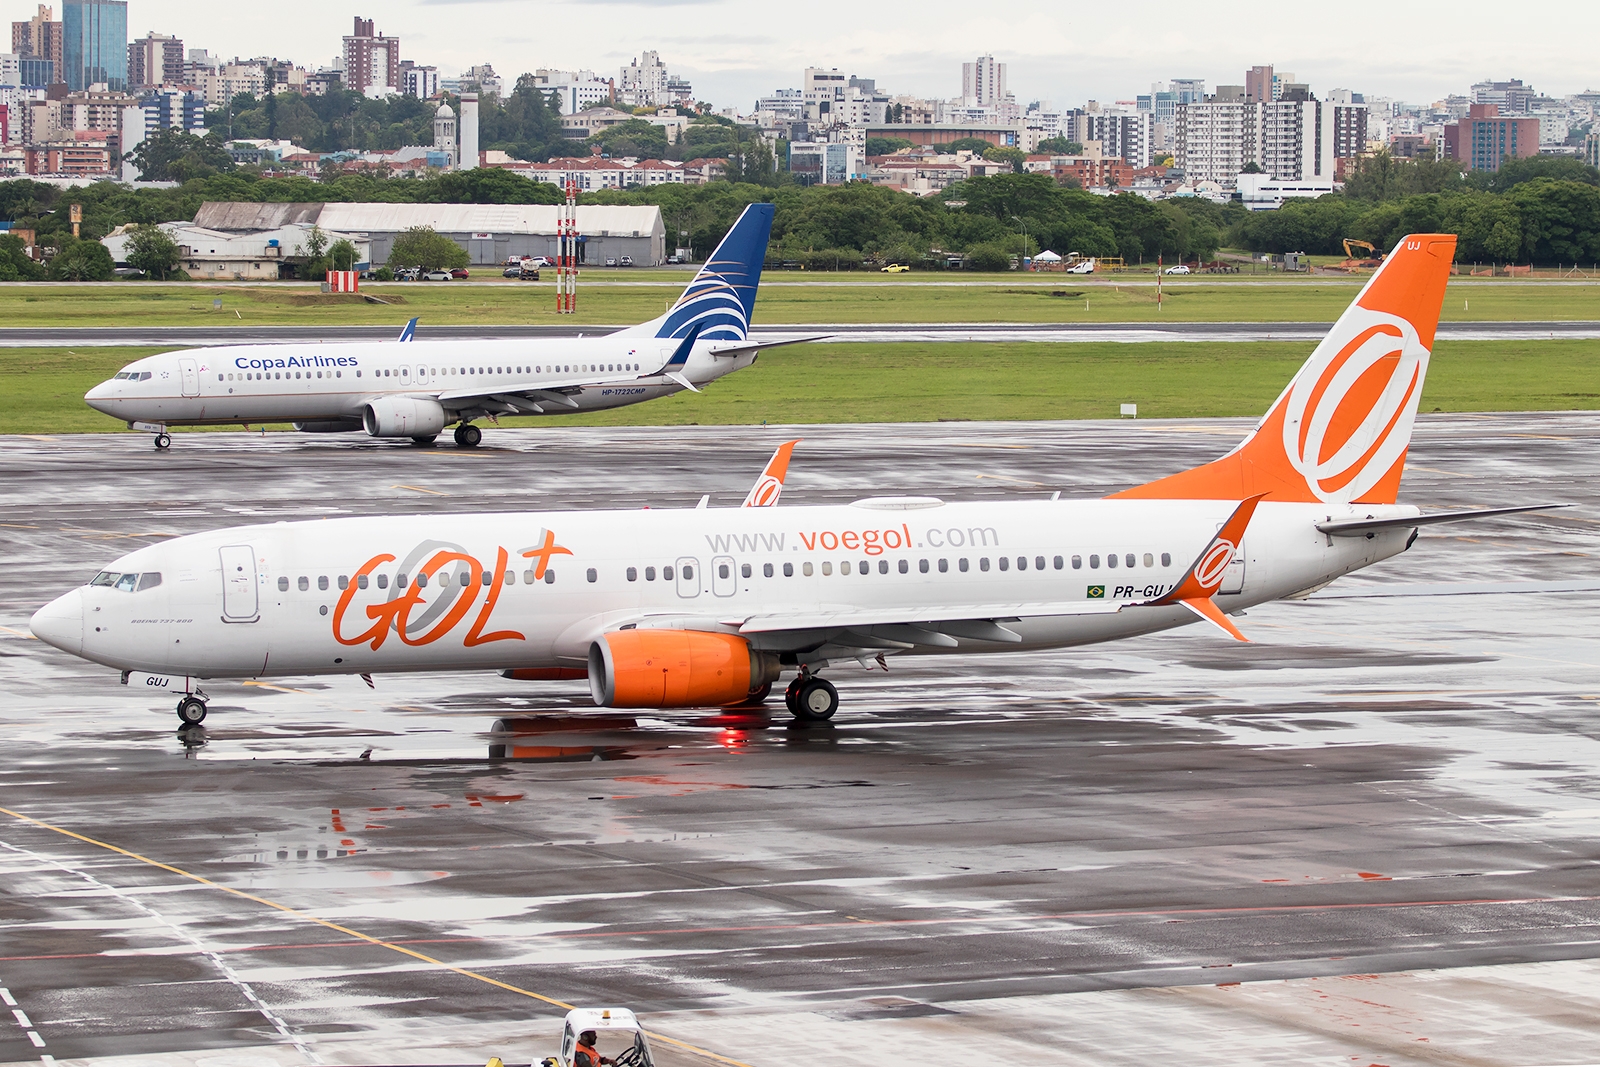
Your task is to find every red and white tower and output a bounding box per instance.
[556,179,578,314]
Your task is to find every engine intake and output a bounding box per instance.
[363,396,447,438]
[588,630,781,709]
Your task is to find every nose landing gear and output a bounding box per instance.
[176,695,207,725]
[153,433,171,450]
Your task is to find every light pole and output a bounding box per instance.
[1010,214,1028,268]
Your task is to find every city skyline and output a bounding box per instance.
[7,0,1599,111]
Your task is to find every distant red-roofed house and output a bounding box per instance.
[679,157,727,184]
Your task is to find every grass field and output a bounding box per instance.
[2,278,1600,328]
[6,339,1597,436]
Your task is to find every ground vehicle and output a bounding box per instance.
[527,255,553,268]
[605,257,618,267]
[450,268,470,279]
[502,266,522,278]
[618,256,633,267]
[422,270,453,281]
[1164,264,1191,275]
[394,268,421,281]
[881,263,910,273]
[358,269,379,280]
[518,265,541,280]
[544,1008,653,1067]
[1066,257,1096,274]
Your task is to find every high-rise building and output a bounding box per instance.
[1444,103,1539,171]
[1244,65,1272,103]
[962,54,1005,107]
[62,0,126,91]
[11,5,62,82]
[400,61,438,99]
[1178,96,1366,185]
[342,16,399,97]
[1176,101,1259,182]
[535,69,612,115]
[1086,111,1153,168]
[619,51,667,108]
[127,32,183,89]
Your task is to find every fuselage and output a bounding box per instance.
[31,496,1416,680]
[82,337,754,428]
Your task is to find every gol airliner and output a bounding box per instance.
[82,203,815,450]
[31,234,1556,725]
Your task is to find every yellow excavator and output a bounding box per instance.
[1339,239,1385,270]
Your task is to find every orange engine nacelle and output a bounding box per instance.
[588,629,781,709]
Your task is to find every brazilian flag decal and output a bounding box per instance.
[1087,585,1105,599]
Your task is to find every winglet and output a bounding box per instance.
[398,317,418,342]
[742,440,801,507]
[663,320,704,370]
[1145,494,1266,642]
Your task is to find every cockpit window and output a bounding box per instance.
[88,571,162,591]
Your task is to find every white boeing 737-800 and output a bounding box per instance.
[82,203,814,449]
[31,234,1561,727]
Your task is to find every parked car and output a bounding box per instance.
[880,263,910,273]
[527,255,553,268]
[422,270,453,281]
[502,265,523,278]
[450,267,470,279]
[394,267,421,281]
[1164,264,1191,275]
[618,255,633,267]
[358,269,379,280]
[604,257,617,267]
[665,254,683,264]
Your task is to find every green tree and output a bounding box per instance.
[387,226,469,271]
[326,238,359,271]
[124,225,182,279]
[1473,155,1600,194]
[0,234,46,281]
[945,137,998,154]
[1034,137,1084,155]
[48,238,114,280]
[964,241,1014,270]
[982,146,1028,173]
[587,118,670,160]
[126,129,237,182]
[866,137,914,156]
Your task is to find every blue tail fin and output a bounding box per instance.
[617,202,775,341]
[398,317,418,342]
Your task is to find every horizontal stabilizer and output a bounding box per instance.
[1316,503,1569,536]
[707,334,833,356]
[1178,597,1249,642]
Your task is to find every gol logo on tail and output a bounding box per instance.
[332,531,571,650]
[1282,307,1429,504]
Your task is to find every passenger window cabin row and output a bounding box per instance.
[218,362,645,385]
[273,550,1179,598]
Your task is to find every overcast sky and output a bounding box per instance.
[28,0,1600,108]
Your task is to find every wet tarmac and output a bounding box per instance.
[2,415,1599,1067]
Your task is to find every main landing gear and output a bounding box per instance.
[453,423,482,448]
[785,675,838,722]
[176,695,208,726]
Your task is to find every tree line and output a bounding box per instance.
[1234,154,1600,264]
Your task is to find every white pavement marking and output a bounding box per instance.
[0,840,321,1065]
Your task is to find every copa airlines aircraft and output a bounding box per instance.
[82,203,812,449]
[32,234,1556,726]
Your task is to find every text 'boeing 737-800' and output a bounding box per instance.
[81,203,819,449]
[31,234,1565,726]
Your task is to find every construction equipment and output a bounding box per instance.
[1338,238,1385,270]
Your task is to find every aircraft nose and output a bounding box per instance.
[30,590,84,656]
[83,381,118,413]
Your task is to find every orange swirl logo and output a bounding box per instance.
[1281,308,1429,504]
[1192,540,1236,591]
[746,475,782,507]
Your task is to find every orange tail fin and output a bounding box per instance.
[742,439,801,507]
[1113,234,1457,504]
